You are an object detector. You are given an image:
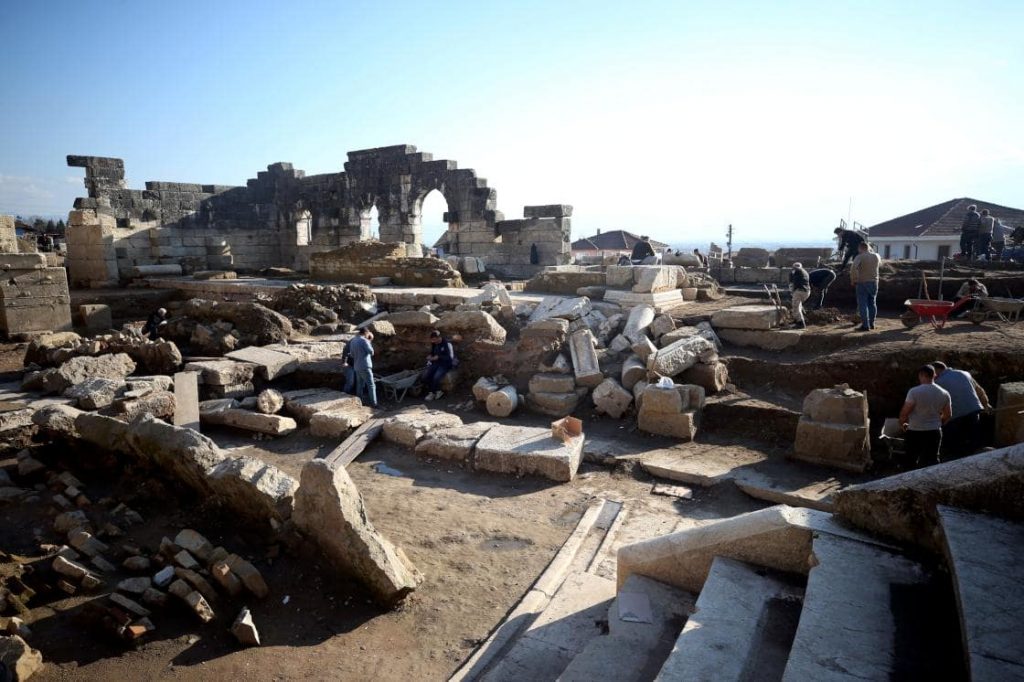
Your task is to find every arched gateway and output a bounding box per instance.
[66,145,571,284]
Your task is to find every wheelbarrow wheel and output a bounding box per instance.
[900,311,920,328]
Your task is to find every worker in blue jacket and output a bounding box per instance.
[422,330,458,401]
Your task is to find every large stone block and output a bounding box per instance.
[382,408,463,447]
[225,346,299,380]
[79,304,112,331]
[621,355,647,390]
[293,458,422,604]
[414,422,495,461]
[207,455,297,523]
[184,360,256,386]
[473,424,584,482]
[529,373,576,394]
[201,408,298,436]
[631,266,675,293]
[648,336,713,377]
[638,408,698,440]
[792,418,871,472]
[282,389,363,424]
[995,382,1024,447]
[803,385,868,425]
[309,405,375,438]
[622,305,656,344]
[711,305,783,331]
[593,378,633,419]
[526,389,586,417]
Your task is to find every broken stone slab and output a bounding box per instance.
[473,424,584,482]
[204,381,255,400]
[437,310,506,344]
[293,458,423,604]
[67,529,108,557]
[710,305,783,331]
[569,329,603,388]
[211,562,243,597]
[168,579,215,622]
[528,296,592,323]
[649,314,676,339]
[414,422,496,461]
[173,529,214,563]
[526,389,587,417]
[223,554,269,599]
[472,377,501,402]
[309,405,376,438]
[207,456,298,524]
[200,407,298,436]
[0,635,43,682]
[173,370,200,431]
[225,346,299,380]
[255,388,285,415]
[183,360,256,386]
[631,336,657,362]
[63,377,125,410]
[648,336,714,377]
[232,606,261,647]
[125,413,225,494]
[622,305,656,344]
[52,555,92,581]
[382,408,463,448]
[538,353,572,375]
[593,378,633,419]
[112,390,176,422]
[528,373,576,394]
[485,386,518,418]
[282,389,363,423]
[609,334,631,353]
[387,310,440,327]
[174,567,218,604]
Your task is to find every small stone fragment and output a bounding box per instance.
[231,606,261,646]
[117,577,152,595]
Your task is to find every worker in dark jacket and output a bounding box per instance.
[808,268,837,309]
[834,228,865,270]
[630,236,657,264]
[789,263,810,329]
[960,205,982,259]
[422,330,457,401]
[142,308,168,340]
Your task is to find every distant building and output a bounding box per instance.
[868,198,1023,261]
[571,229,670,262]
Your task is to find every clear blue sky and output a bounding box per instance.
[1,0,1021,246]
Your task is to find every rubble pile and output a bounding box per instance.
[161,299,293,355]
[266,282,377,332]
[23,330,182,375]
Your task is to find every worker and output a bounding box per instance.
[850,242,880,331]
[142,308,168,340]
[808,267,837,309]
[421,329,458,402]
[692,248,707,267]
[834,227,864,270]
[977,209,996,260]
[630,236,657,264]
[955,278,988,300]
[349,328,378,408]
[933,361,990,458]
[960,204,981,259]
[788,262,810,329]
[898,364,952,468]
[341,337,356,395]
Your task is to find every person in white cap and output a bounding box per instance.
[788,262,810,329]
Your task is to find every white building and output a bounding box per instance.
[867,197,1022,261]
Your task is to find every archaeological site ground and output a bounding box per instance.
[1,145,1022,682]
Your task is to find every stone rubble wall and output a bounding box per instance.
[309,241,464,287]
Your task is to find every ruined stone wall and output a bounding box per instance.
[66,145,571,286]
[0,215,18,253]
[309,242,464,287]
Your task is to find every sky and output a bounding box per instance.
[1,0,1022,247]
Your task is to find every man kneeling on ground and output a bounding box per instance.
[898,364,952,468]
[422,330,457,401]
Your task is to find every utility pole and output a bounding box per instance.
[726,224,734,261]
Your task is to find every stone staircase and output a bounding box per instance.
[452,445,1024,681]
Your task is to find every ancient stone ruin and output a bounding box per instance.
[64,145,572,286]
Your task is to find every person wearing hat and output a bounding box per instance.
[421,329,458,401]
[788,262,810,329]
[142,307,168,340]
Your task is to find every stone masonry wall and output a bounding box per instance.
[310,242,464,287]
[65,146,572,286]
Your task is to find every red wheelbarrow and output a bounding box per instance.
[900,297,973,329]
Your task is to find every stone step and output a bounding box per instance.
[937,505,1024,680]
[782,533,960,681]
[655,557,803,681]
[452,499,623,681]
[559,575,695,682]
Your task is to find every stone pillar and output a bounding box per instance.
[174,371,200,431]
[66,209,118,287]
[792,385,871,471]
[568,329,603,387]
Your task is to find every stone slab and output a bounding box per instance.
[711,305,783,331]
[173,371,200,431]
[604,289,685,312]
[200,408,298,435]
[937,505,1024,681]
[283,389,363,423]
[474,424,584,482]
[414,422,496,461]
[225,346,300,380]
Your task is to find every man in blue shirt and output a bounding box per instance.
[348,328,378,408]
[933,361,990,458]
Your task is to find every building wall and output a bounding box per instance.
[65,147,572,286]
[871,238,957,261]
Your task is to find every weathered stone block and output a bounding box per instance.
[382,408,463,447]
[569,329,603,387]
[414,422,495,461]
[711,305,783,331]
[593,378,633,419]
[474,424,584,482]
[529,373,576,394]
[793,418,871,472]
